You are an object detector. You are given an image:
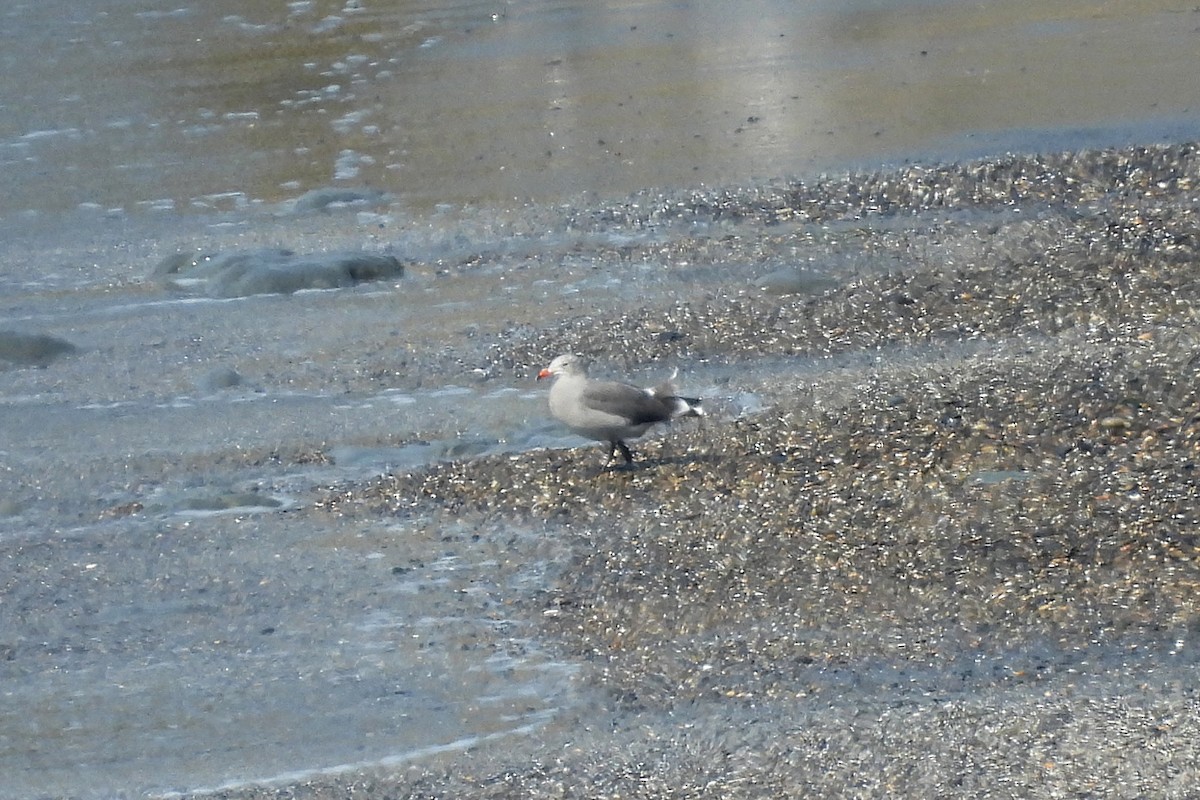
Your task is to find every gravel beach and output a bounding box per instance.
[165,142,1200,798]
[7,1,1200,794]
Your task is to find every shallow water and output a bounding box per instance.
[1,508,576,797]
[2,0,1200,796]
[3,0,1198,219]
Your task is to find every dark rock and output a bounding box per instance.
[153,249,405,298]
[0,330,76,366]
[197,366,244,392]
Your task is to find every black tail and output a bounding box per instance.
[667,395,703,418]
[650,384,703,419]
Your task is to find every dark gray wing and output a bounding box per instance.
[580,379,672,425]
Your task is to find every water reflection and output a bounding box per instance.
[2,0,1198,217]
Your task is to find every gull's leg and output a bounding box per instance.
[601,441,618,471]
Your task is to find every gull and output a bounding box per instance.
[537,353,703,469]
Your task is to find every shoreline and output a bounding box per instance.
[173,141,1200,797]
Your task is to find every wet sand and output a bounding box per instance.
[165,141,1200,798]
[6,1,1200,795]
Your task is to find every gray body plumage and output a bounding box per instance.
[537,353,702,467]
